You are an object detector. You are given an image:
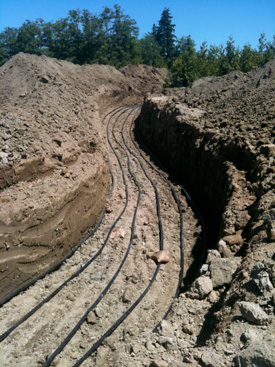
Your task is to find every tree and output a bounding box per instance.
[154,8,176,66]
[170,36,199,86]
[108,4,139,67]
[239,43,257,72]
[219,36,240,74]
[0,27,19,65]
[257,33,275,65]
[139,33,165,67]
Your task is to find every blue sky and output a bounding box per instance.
[0,0,274,49]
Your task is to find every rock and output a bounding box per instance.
[86,311,97,324]
[200,350,221,367]
[269,224,275,241]
[209,258,239,288]
[182,323,194,335]
[95,306,104,318]
[223,231,243,248]
[251,261,274,298]
[0,151,9,164]
[200,264,209,274]
[158,336,174,349]
[147,250,171,264]
[110,227,125,239]
[218,240,233,258]
[206,250,221,264]
[150,360,167,367]
[263,209,275,225]
[122,287,133,303]
[240,330,259,344]
[145,340,155,351]
[178,339,190,350]
[238,301,269,325]
[235,211,251,230]
[263,210,275,242]
[187,276,213,299]
[159,320,175,337]
[260,144,275,157]
[40,75,49,83]
[234,339,275,367]
[208,290,219,303]
[254,271,274,298]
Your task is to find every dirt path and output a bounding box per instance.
[0,106,200,367]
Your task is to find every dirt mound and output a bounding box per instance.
[138,59,275,365]
[0,53,167,298]
[120,64,168,94]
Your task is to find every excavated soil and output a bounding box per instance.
[137,60,275,366]
[0,53,168,298]
[0,54,275,367]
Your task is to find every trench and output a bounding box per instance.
[135,98,258,265]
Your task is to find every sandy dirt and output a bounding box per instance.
[0,53,168,298]
[0,54,275,367]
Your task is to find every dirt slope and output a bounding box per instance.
[138,59,275,365]
[0,53,274,367]
[0,53,168,298]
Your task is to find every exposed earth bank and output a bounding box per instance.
[0,53,168,298]
[0,54,274,367]
[137,60,275,365]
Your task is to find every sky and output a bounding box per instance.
[0,0,274,49]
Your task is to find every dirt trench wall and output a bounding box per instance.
[0,53,168,300]
[137,96,257,248]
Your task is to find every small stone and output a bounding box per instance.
[187,276,213,299]
[263,209,275,225]
[218,240,233,258]
[147,250,171,264]
[159,320,174,337]
[235,211,251,230]
[200,264,209,274]
[158,336,174,349]
[40,75,49,83]
[238,301,269,325]
[122,288,133,303]
[206,250,221,264]
[254,270,274,298]
[223,231,243,248]
[240,330,258,344]
[95,306,103,318]
[0,151,9,164]
[150,360,167,367]
[208,290,219,303]
[182,323,194,335]
[145,340,155,351]
[210,258,239,288]
[178,339,190,350]
[200,350,221,367]
[86,311,97,324]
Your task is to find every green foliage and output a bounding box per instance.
[154,8,177,66]
[0,27,19,64]
[139,33,166,67]
[0,5,274,86]
[171,36,199,86]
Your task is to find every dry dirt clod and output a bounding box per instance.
[147,250,171,264]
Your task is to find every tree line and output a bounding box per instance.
[1,5,274,86]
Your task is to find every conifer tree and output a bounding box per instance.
[154,8,176,66]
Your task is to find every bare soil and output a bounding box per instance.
[0,54,274,367]
[0,53,167,298]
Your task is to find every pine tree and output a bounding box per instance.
[154,8,176,66]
